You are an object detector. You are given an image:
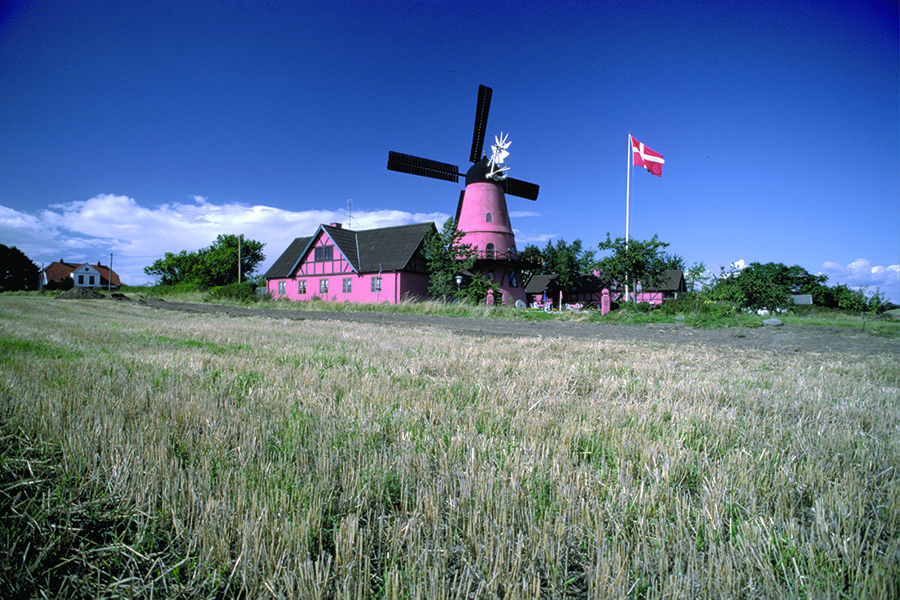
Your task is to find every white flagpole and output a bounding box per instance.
[625,133,631,303]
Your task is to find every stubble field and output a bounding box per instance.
[0,296,897,598]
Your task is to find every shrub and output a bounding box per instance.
[145,282,202,298]
[205,282,258,303]
[625,301,656,314]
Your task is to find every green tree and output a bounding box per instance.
[143,250,203,286]
[0,245,39,291]
[542,239,579,292]
[520,239,594,292]
[707,262,829,311]
[660,252,685,271]
[795,276,886,313]
[424,218,477,302]
[195,234,265,287]
[519,243,544,285]
[684,261,709,293]
[595,234,674,299]
[730,263,790,310]
[456,272,500,304]
[144,234,265,288]
[829,284,873,312]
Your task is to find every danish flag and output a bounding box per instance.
[631,135,664,177]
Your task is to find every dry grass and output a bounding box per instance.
[0,296,897,599]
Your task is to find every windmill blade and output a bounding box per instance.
[468,85,492,164]
[387,152,460,183]
[504,177,540,201]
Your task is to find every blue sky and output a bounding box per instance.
[1,0,898,301]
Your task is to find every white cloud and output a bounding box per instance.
[819,259,900,302]
[514,232,554,245]
[509,211,540,218]
[0,195,449,286]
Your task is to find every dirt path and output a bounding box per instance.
[137,299,899,356]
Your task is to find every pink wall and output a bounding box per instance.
[268,271,429,303]
[455,181,526,305]
[634,291,664,305]
[456,181,518,255]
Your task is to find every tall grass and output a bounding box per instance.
[0,296,897,598]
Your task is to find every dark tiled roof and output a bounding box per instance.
[322,225,361,270]
[264,222,436,279]
[643,270,686,292]
[524,274,557,294]
[355,223,434,272]
[573,273,613,294]
[263,236,312,279]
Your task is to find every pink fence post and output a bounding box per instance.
[601,289,610,315]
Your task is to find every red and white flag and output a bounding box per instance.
[631,135,664,177]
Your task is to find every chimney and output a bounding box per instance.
[329,223,342,229]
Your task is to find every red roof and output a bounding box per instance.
[41,261,81,283]
[86,263,122,287]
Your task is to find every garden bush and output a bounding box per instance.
[205,282,258,303]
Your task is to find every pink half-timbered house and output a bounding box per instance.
[264,222,435,304]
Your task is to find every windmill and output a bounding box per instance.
[387,85,539,305]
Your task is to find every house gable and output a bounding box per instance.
[292,226,358,278]
[72,264,101,287]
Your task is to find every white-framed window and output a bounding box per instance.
[78,275,84,284]
[342,278,351,293]
[319,279,328,294]
[371,276,382,292]
[486,212,492,223]
[89,275,95,285]
[314,246,334,261]
[277,281,286,295]
[298,279,307,294]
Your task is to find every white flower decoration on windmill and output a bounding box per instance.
[487,132,511,180]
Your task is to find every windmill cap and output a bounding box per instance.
[465,157,503,187]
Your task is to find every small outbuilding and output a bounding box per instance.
[524,272,616,310]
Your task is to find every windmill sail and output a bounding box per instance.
[469,84,492,164]
[387,152,460,183]
[387,85,538,200]
[504,177,539,201]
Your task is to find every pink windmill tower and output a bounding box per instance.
[387,85,540,305]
